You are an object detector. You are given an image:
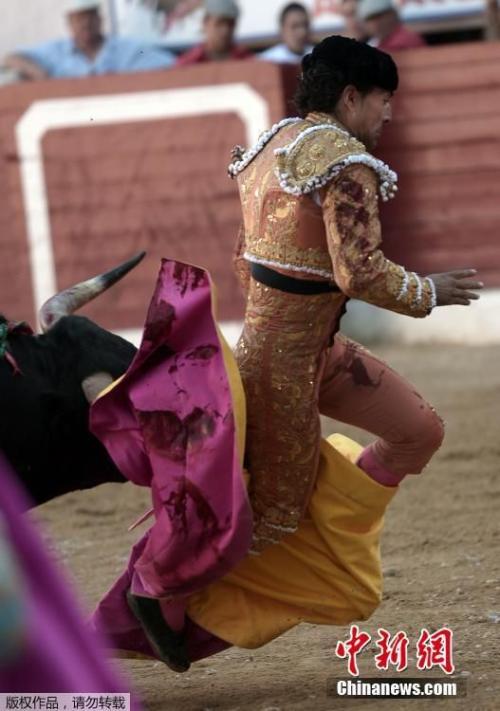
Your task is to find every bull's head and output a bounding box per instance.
[39,252,145,402]
[0,253,145,505]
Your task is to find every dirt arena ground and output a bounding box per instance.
[35,345,499,711]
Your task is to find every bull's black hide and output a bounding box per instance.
[0,314,136,506]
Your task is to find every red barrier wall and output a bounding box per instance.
[0,62,297,328]
[0,43,499,332]
[378,42,500,283]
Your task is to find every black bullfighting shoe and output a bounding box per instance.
[126,590,191,673]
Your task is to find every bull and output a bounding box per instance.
[0,254,146,506]
[1,252,197,672]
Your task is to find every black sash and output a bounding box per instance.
[250,262,339,295]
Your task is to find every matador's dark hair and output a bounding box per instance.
[295,35,398,117]
[280,2,309,25]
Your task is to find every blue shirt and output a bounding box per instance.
[17,35,176,78]
[258,43,314,65]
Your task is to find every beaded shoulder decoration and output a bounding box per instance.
[228,118,398,202]
[275,123,398,202]
[228,118,301,177]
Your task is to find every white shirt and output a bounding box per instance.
[258,43,314,65]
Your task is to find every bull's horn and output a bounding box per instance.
[39,251,146,332]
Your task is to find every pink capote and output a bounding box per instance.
[90,260,253,661]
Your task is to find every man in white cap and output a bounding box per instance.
[177,0,251,66]
[4,0,176,81]
[358,0,425,51]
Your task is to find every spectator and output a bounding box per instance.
[177,0,251,65]
[338,0,368,42]
[259,3,314,64]
[358,0,425,51]
[3,0,176,81]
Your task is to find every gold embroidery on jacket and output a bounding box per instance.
[276,124,366,190]
[321,163,433,317]
[234,280,345,551]
[237,119,333,280]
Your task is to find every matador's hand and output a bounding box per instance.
[426,269,483,306]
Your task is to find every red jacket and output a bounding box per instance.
[378,24,426,51]
[177,44,252,66]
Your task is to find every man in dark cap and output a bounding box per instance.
[177,0,251,65]
[259,3,314,64]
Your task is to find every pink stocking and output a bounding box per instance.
[356,444,406,487]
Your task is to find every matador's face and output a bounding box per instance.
[354,88,393,151]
